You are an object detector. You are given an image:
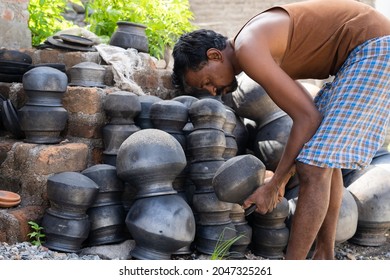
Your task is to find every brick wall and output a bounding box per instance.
[188,0,376,38]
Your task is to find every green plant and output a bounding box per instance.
[27,221,45,246]
[211,227,245,260]
[28,0,83,46]
[84,0,196,59]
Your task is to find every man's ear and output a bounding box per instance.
[206,48,223,61]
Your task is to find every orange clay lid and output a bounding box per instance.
[0,190,21,208]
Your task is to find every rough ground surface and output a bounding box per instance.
[1,230,388,260]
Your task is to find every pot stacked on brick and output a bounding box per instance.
[81,164,127,246]
[41,171,99,253]
[186,98,237,255]
[116,129,196,260]
[18,66,68,144]
[102,91,141,166]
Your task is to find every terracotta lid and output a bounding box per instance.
[0,190,21,208]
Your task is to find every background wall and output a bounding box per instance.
[188,0,377,38]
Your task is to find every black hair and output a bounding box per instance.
[171,29,228,93]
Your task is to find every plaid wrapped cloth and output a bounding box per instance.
[297,35,390,169]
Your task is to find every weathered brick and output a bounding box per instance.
[66,121,103,139]
[63,87,104,114]
[33,143,88,174]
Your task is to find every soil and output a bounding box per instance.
[175,230,390,260]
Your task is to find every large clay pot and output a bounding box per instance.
[103,91,141,125]
[187,128,226,161]
[46,171,99,218]
[212,154,266,205]
[134,95,162,129]
[23,66,68,97]
[189,98,227,130]
[150,100,189,133]
[81,164,124,207]
[189,159,225,193]
[18,105,68,144]
[253,114,292,171]
[110,21,149,53]
[231,73,285,127]
[251,224,289,259]
[85,204,127,246]
[126,194,196,260]
[195,223,237,255]
[344,165,390,246]
[192,191,233,225]
[116,129,186,198]
[42,208,90,253]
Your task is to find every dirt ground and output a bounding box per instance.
[182,229,390,260]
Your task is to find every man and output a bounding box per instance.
[171,0,390,259]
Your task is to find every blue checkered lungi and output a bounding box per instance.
[296,35,390,169]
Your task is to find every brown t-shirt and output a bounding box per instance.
[240,0,390,79]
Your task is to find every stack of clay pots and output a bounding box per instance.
[102,91,141,166]
[186,98,237,255]
[42,172,99,253]
[81,164,127,246]
[116,129,195,260]
[19,66,68,144]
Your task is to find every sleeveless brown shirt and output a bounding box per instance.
[239,0,390,79]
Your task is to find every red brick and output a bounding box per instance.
[63,87,104,114]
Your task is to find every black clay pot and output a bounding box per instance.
[192,191,233,225]
[85,204,127,246]
[345,165,390,246]
[223,134,238,160]
[103,91,141,125]
[81,164,124,207]
[110,21,149,53]
[212,154,266,205]
[232,73,286,127]
[189,160,225,193]
[134,95,162,129]
[251,225,289,259]
[102,123,141,155]
[42,208,90,253]
[23,66,68,93]
[126,194,196,260]
[150,100,189,133]
[189,98,227,130]
[195,223,237,255]
[69,62,106,88]
[46,171,99,218]
[223,106,237,135]
[18,105,68,144]
[116,129,186,198]
[186,128,226,161]
[253,114,292,171]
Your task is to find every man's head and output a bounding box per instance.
[172,29,238,96]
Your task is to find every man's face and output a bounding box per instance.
[184,59,238,96]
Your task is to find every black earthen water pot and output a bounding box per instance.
[189,98,227,130]
[192,191,233,225]
[150,100,189,133]
[46,171,100,218]
[103,91,141,125]
[344,165,390,246]
[18,105,68,144]
[110,21,149,53]
[42,208,90,253]
[253,114,292,171]
[116,129,186,198]
[186,128,226,161]
[212,154,266,205]
[126,194,196,260]
[134,95,162,129]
